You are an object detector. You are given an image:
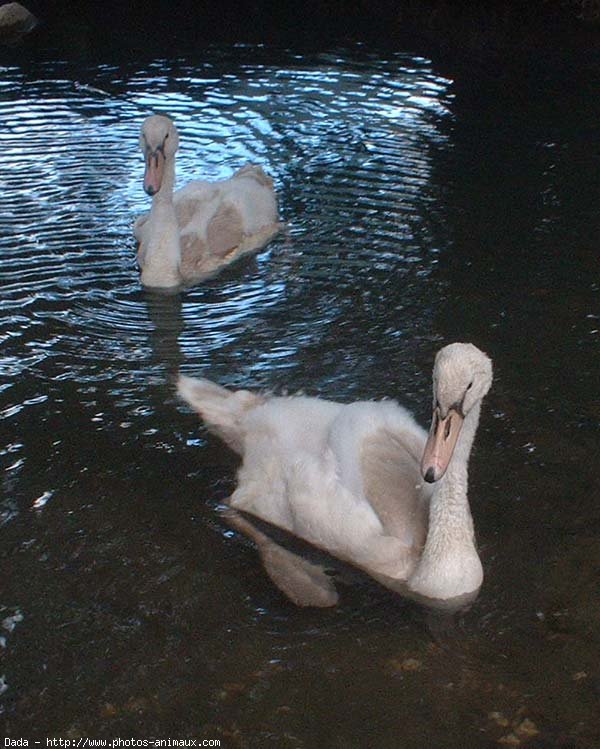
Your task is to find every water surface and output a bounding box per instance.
[0,47,598,747]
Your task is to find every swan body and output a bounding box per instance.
[134,115,281,289]
[178,343,493,610]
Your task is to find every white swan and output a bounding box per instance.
[134,114,281,289]
[178,343,493,610]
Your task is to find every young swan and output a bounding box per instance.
[178,343,493,611]
[134,114,281,289]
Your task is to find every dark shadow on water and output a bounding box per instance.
[144,290,185,382]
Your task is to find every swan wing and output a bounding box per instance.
[360,427,427,550]
[206,202,245,258]
[179,380,428,588]
[231,164,274,188]
[229,398,426,580]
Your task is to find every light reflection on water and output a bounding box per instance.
[0,49,598,746]
[0,53,448,407]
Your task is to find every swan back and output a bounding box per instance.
[175,166,278,237]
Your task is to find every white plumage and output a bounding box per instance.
[134,115,281,289]
[179,343,492,611]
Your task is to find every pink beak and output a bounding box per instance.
[421,406,464,483]
[143,149,165,196]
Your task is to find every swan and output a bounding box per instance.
[178,342,493,611]
[134,114,281,289]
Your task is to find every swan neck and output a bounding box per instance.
[406,402,483,602]
[431,401,480,518]
[450,401,480,473]
[415,404,481,558]
[153,155,176,203]
[141,156,181,288]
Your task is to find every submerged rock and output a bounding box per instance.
[0,2,37,46]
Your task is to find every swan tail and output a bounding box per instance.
[177,375,264,454]
[232,164,274,189]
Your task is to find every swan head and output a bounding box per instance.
[139,114,179,196]
[421,343,492,484]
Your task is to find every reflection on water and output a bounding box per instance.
[0,48,598,746]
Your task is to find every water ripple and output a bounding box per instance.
[0,51,450,431]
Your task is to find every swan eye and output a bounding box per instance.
[466,381,473,390]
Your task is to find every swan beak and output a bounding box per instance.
[143,148,165,196]
[421,406,464,483]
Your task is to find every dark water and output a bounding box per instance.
[0,46,598,747]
